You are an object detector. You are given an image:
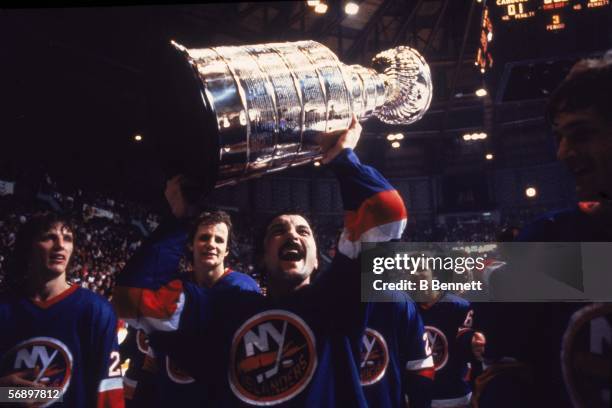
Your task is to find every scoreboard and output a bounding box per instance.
[494,0,610,29]
[484,0,610,60]
[476,0,610,101]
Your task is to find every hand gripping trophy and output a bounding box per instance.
[151,40,432,192]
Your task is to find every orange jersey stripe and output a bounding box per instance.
[344,190,407,242]
[112,280,183,319]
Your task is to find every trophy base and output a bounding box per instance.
[148,42,220,198]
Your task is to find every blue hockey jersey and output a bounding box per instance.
[155,270,261,408]
[419,293,476,407]
[360,292,434,408]
[112,148,408,407]
[0,285,124,407]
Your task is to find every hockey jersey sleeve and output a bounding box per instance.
[400,299,435,408]
[331,148,407,259]
[112,218,188,333]
[91,300,125,408]
[317,148,408,337]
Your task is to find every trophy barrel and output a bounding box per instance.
[148,43,221,195]
[150,40,431,192]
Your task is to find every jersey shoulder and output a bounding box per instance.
[219,271,261,293]
[72,287,117,320]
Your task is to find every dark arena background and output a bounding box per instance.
[1,1,611,407]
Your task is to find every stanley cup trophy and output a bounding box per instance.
[151,40,432,193]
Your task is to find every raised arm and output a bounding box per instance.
[111,176,194,333]
[325,115,408,260]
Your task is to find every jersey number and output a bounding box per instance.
[108,351,121,377]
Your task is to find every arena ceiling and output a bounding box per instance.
[1,1,610,198]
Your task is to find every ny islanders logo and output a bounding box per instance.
[360,328,389,386]
[0,337,73,407]
[424,326,449,371]
[229,310,317,406]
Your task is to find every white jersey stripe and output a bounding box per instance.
[431,392,472,407]
[123,292,185,333]
[338,219,407,259]
[405,355,434,371]
[98,377,124,392]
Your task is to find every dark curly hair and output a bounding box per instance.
[1,212,75,296]
[253,210,320,276]
[546,51,612,126]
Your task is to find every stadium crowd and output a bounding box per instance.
[0,174,533,299]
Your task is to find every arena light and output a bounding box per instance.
[307,0,320,6]
[134,134,143,142]
[463,134,472,141]
[387,133,405,141]
[485,153,494,160]
[487,32,493,42]
[345,2,359,15]
[314,3,328,13]
[480,68,485,74]
[314,161,321,167]
[478,132,487,139]
[391,141,401,148]
[475,88,488,97]
[525,187,537,198]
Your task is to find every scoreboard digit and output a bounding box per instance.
[496,0,537,21]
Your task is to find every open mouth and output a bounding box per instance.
[278,242,305,262]
[49,254,66,263]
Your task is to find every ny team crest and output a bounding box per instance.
[0,337,73,407]
[424,326,449,371]
[229,310,317,405]
[360,328,389,386]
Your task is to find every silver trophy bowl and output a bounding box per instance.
[150,40,432,191]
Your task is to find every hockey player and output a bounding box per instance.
[359,294,435,408]
[116,206,261,407]
[413,254,485,408]
[0,212,124,407]
[113,115,409,406]
[482,51,612,408]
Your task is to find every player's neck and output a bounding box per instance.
[194,264,226,288]
[268,276,310,299]
[28,273,71,302]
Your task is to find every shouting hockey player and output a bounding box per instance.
[113,115,409,406]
